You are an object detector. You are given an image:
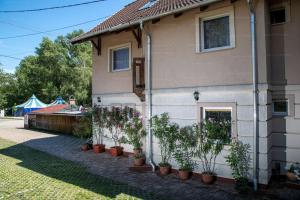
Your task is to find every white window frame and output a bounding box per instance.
[108,43,131,72]
[272,100,289,116]
[270,1,290,26]
[203,107,233,120]
[197,102,237,139]
[195,6,235,53]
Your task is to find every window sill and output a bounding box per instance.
[196,46,235,54]
[111,68,131,73]
[271,22,287,26]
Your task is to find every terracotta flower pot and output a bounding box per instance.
[159,165,171,175]
[201,173,216,184]
[93,144,105,153]
[81,144,89,151]
[178,170,190,180]
[110,146,123,157]
[134,158,145,166]
[287,172,297,182]
[133,148,142,156]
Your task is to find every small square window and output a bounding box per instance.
[202,16,230,50]
[270,8,286,25]
[272,100,288,116]
[108,44,131,72]
[112,48,129,71]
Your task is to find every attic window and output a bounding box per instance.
[139,0,157,11]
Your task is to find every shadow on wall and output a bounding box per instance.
[0,138,157,200]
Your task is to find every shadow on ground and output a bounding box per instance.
[0,138,162,200]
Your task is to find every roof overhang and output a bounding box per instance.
[71,0,222,44]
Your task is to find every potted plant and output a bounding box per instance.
[73,111,93,151]
[152,113,178,175]
[121,110,146,156]
[173,126,197,180]
[107,106,130,157]
[134,152,145,166]
[195,119,229,184]
[226,140,251,194]
[92,106,108,153]
[287,164,298,182]
[81,137,93,151]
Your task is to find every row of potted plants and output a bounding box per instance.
[91,106,142,156]
[77,107,251,193]
[152,113,251,193]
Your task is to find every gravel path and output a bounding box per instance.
[0,119,299,200]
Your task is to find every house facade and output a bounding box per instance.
[72,0,300,185]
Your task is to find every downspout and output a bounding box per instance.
[140,21,156,172]
[247,0,258,191]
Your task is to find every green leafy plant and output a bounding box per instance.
[151,113,178,167]
[73,111,93,148]
[195,119,230,175]
[121,110,146,150]
[173,126,197,171]
[106,106,131,147]
[226,140,251,193]
[73,111,92,139]
[134,152,145,160]
[288,164,296,173]
[92,106,109,144]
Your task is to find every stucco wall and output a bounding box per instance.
[270,0,300,85]
[92,31,143,95]
[269,0,300,173]
[148,1,253,89]
[92,0,270,94]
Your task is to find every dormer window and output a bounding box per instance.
[139,0,158,11]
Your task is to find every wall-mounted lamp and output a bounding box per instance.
[193,91,199,101]
[97,96,101,103]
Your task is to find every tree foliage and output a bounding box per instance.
[0,68,17,109]
[14,30,92,106]
[151,113,178,167]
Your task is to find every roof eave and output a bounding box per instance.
[71,0,222,44]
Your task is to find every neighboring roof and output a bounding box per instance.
[49,96,66,106]
[71,0,221,43]
[16,94,48,109]
[31,104,69,114]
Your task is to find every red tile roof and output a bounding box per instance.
[72,0,221,43]
[31,104,69,114]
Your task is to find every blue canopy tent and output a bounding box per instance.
[15,94,48,116]
[49,96,66,106]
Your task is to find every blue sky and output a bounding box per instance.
[0,0,133,73]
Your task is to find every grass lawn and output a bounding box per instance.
[0,138,161,200]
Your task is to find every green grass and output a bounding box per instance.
[0,138,160,200]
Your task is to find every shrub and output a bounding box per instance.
[195,119,230,175]
[226,140,251,193]
[151,113,178,167]
[121,110,146,149]
[173,126,197,171]
[92,106,109,144]
[73,111,93,139]
[106,106,132,147]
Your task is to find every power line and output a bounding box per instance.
[0,55,22,60]
[0,0,107,13]
[0,16,109,40]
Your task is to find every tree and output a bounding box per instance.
[15,30,92,105]
[0,68,17,110]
